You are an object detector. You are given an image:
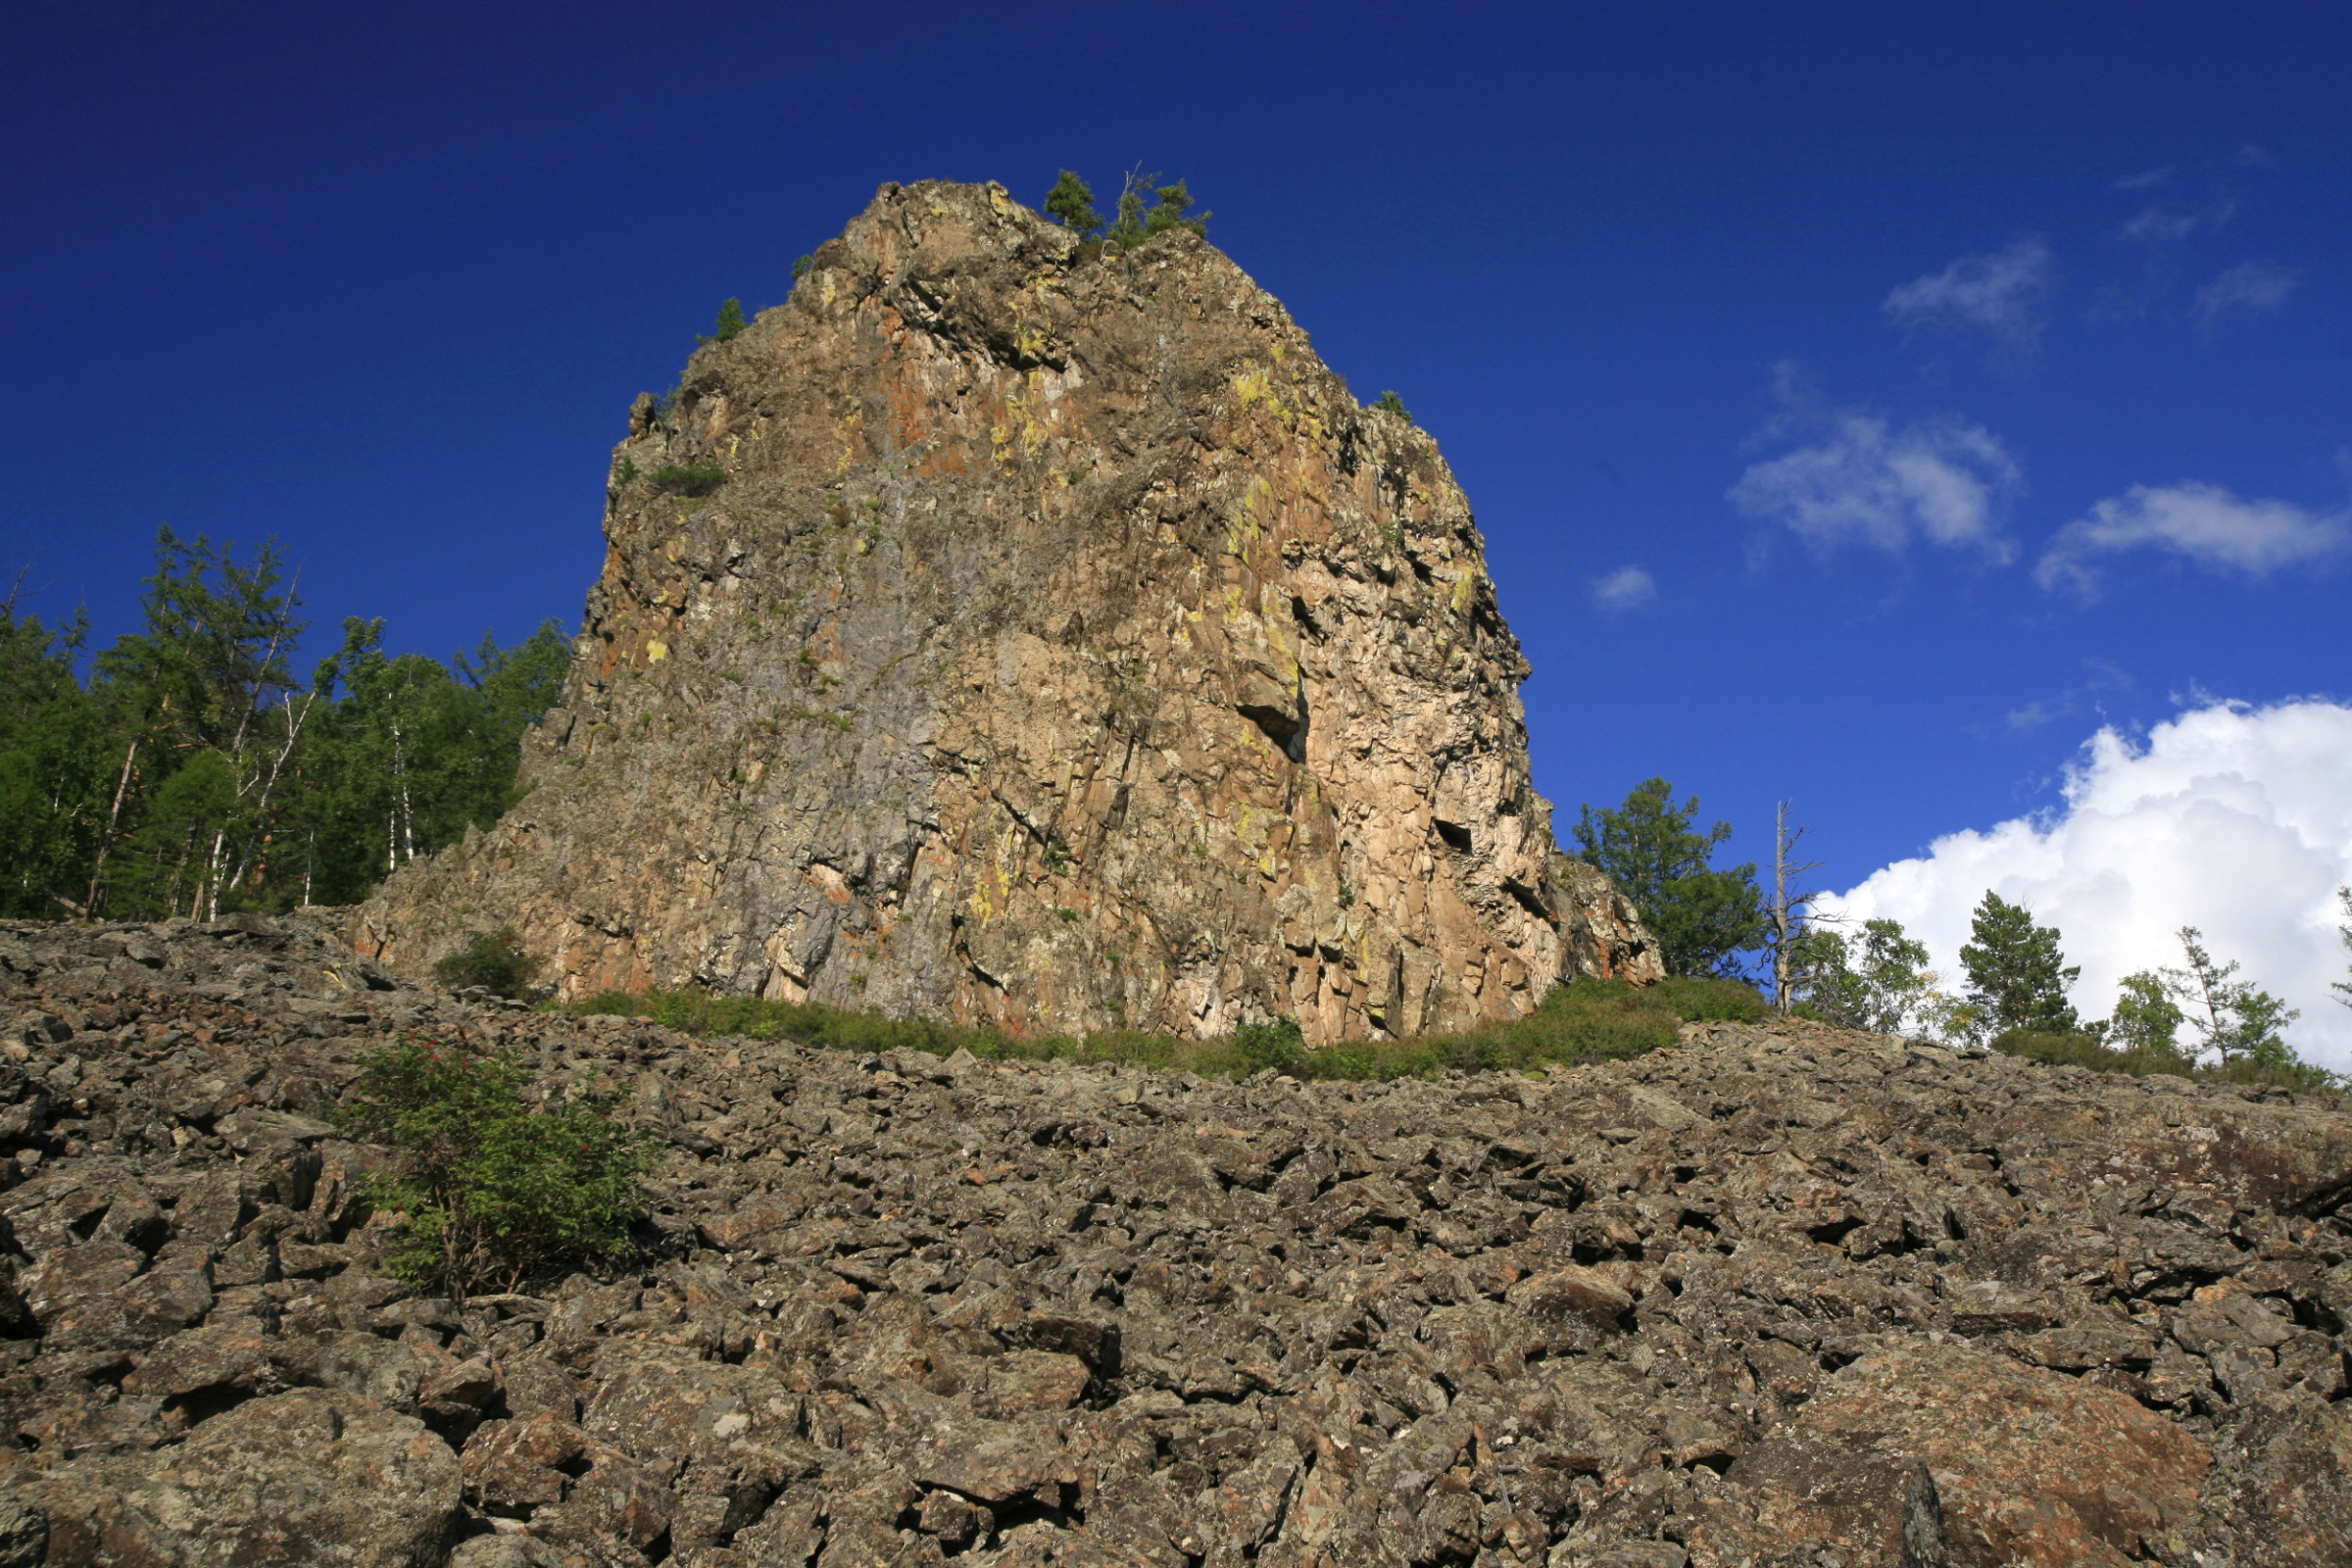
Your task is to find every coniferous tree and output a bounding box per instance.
[1043,171,1102,237]
[699,299,747,345]
[1573,778,1764,978]
[2162,927,2298,1069]
[1958,891,2081,1036]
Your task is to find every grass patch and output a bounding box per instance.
[649,463,727,497]
[555,974,1768,1083]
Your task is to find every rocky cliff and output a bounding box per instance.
[355,179,1660,1041]
[4,914,2352,1567]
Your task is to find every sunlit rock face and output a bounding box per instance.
[358,179,1659,1040]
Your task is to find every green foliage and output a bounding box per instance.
[1374,391,1414,424]
[1573,778,1765,978]
[334,1037,656,1296]
[2162,926,2298,1070]
[1231,1016,1304,1074]
[1102,170,1211,250]
[1043,171,1102,237]
[2105,968,2186,1057]
[2333,887,2352,1013]
[1792,917,1936,1034]
[0,604,107,917]
[1958,891,2080,1037]
[431,928,540,999]
[698,298,747,346]
[560,974,1766,1083]
[649,464,728,497]
[792,255,814,282]
[0,531,569,920]
[1991,1028,2193,1078]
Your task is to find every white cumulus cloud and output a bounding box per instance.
[1883,238,2055,363]
[2036,481,2349,597]
[1590,565,1657,612]
[2191,261,2300,331]
[1822,699,2352,1069]
[1730,414,2021,562]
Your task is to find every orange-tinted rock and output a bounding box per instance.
[352,180,1659,1041]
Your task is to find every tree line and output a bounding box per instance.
[1574,775,2347,1084]
[0,530,566,921]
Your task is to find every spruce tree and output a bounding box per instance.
[1573,778,1764,979]
[1957,891,2080,1036]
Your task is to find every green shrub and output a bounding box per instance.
[1374,390,1414,424]
[699,298,747,346]
[649,464,727,497]
[1992,1026,2343,1095]
[334,1037,658,1295]
[792,254,814,281]
[1232,1017,1304,1075]
[1043,171,1102,237]
[431,928,538,999]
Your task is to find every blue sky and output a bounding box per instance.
[7,4,2349,1050]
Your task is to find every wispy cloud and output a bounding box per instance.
[1731,403,2022,563]
[2003,657,2132,733]
[2190,261,2299,333]
[2120,200,2234,243]
[2036,481,2350,597]
[2112,166,2174,191]
[1589,565,1657,612]
[1883,238,2054,366]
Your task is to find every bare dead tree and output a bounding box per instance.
[1765,798,1829,1013]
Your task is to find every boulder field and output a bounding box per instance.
[1,911,2348,1565]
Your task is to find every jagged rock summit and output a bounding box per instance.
[358,179,1659,1039]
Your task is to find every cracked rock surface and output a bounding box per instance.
[354,178,1661,1043]
[3,912,2352,1565]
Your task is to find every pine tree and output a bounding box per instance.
[1573,778,1764,978]
[1043,171,1102,238]
[699,299,747,346]
[1957,891,2081,1036]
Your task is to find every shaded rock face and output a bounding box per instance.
[5,914,2352,1566]
[355,178,1660,1041]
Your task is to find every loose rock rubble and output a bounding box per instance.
[2,911,2349,1566]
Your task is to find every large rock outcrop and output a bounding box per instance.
[355,179,1659,1040]
[4,914,2351,1567]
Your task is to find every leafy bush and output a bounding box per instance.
[1232,1017,1304,1075]
[1993,1026,2342,1095]
[334,1038,658,1295]
[1374,391,1414,424]
[432,928,538,999]
[560,973,1770,1083]
[649,464,727,497]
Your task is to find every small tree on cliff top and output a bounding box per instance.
[1574,778,1765,980]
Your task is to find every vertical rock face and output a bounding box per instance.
[358,179,1659,1040]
